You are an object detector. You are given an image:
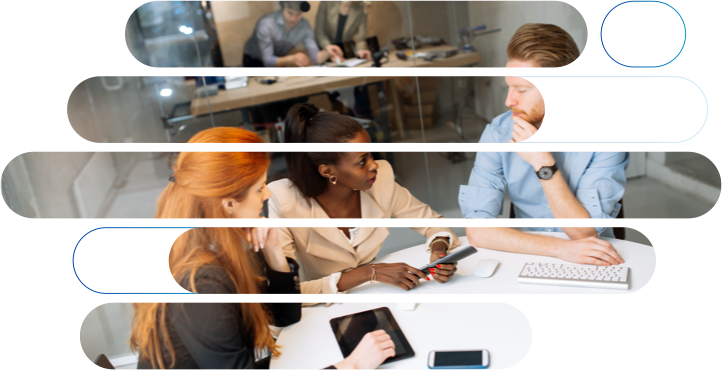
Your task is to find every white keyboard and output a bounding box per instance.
[518,262,630,290]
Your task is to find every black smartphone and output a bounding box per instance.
[428,349,490,369]
[418,246,478,274]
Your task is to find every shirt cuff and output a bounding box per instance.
[425,231,455,252]
[322,271,346,294]
[576,188,622,237]
[265,55,278,67]
[459,184,504,218]
[309,49,320,65]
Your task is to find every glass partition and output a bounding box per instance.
[128,1,215,67]
[125,1,585,68]
[68,76,529,144]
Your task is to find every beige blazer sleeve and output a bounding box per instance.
[268,180,301,263]
[300,272,342,294]
[268,180,346,294]
[372,160,460,249]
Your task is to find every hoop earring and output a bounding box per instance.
[329,176,338,185]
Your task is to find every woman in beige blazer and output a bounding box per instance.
[268,104,460,294]
[315,1,372,61]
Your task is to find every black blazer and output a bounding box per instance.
[137,256,301,369]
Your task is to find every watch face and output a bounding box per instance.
[539,167,553,180]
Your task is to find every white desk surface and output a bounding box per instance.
[270,303,530,369]
[347,233,655,295]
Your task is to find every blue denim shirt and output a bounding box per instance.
[458,111,630,237]
[244,10,320,66]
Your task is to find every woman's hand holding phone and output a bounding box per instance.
[429,250,458,283]
[374,263,429,290]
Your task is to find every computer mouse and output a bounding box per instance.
[474,259,500,278]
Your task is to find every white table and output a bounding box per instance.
[347,233,655,294]
[270,303,531,369]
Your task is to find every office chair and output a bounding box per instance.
[508,198,626,240]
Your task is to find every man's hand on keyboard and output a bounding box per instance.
[554,236,625,266]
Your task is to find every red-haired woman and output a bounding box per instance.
[131,127,395,369]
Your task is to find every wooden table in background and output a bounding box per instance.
[188,48,482,140]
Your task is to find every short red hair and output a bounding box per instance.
[507,23,580,67]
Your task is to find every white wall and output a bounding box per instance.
[80,304,134,364]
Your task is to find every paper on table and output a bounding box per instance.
[224,76,248,89]
[337,58,366,68]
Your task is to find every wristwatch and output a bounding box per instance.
[536,163,558,180]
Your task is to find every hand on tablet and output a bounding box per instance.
[335,330,396,369]
[375,263,428,290]
[430,251,458,283]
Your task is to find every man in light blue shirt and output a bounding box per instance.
[244,2,334,67]
[461,23,627,266]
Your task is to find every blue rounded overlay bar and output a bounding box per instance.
[600,1,685,67]
[73,227,190,294]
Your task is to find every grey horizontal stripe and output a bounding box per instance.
[2,218,719,227]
